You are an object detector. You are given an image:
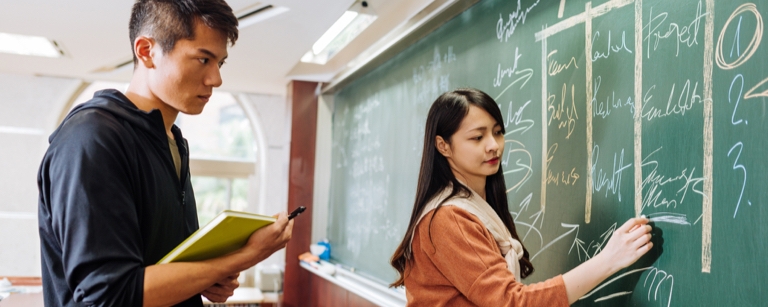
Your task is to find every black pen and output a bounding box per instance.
[288,206,306,220]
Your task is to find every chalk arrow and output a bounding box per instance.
[570,237,588,261]
[518,192,533,213]
[531,223,580,260]
[511,193,533,221]
[523,210,545,243]
[590,223,617,258]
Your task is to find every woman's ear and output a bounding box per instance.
[435,136,451,157]
[134,36,156,69]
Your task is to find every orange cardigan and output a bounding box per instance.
[404,206,570,306]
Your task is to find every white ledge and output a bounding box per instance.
[300,261,406,307]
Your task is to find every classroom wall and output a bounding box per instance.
[0,72,82,276]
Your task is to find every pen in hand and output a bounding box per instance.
[288,206,306,220]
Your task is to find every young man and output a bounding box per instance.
[37,1,294,306]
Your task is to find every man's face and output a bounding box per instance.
[148,20,229,115]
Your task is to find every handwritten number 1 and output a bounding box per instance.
[727,142,747,218]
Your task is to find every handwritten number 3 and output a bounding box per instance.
[727,142,747,218]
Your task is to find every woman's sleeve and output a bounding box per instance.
[418,206,570,307]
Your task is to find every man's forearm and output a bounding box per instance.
[143,247,260,307]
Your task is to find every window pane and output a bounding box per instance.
[192,176,231,226]
[231,178,249,212]
[176,92,256,161]
[193,177,251,225]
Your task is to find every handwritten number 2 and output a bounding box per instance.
[729,74,746,125]
[727,142,747,218]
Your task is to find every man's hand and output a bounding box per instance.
[242,211,294,264]
[202,273,240,303]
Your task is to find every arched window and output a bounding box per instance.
[176,91,257,225]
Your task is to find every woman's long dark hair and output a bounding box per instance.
[390,88,533,287]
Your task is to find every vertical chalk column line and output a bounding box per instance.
[633,0,643,218]
[702,0,715,274]
[541,25,549,214]
[585,2,594,224]
[559,0,567,18]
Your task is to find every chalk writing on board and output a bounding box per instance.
[592,75,635,119]
[528,220,618,262]
[591,30,633,62]
[493,46,533,111]
[715,3,762,70]
[647,212,691,225]
[571,223,617,262]
[530,222,579,260]
[580,266,674,306]
[640,147,706,212]
[547,83,579,139]
[581,267,645,302]
[727,142,750,218]
[546,143,580,186]
[547,49,579,76]
[495,67,534,102]
[493,47,523,87]
[729,74,747,125]
[502,99,534,135]
[413,46,456,103]
[640,80,703,122]
[346,96,385,178]
[643,1,708,58]
[345,175,389,258]
[591,145,632,201]
[496,0,542,42]
[510,193,545,247]
[502,139,533,193]
[642,267,674,307]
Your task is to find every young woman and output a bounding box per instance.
[390,88,653,306]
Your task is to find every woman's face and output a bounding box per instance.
[438,105,505,183]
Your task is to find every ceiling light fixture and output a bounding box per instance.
[0,32,64,58]
[301,1,377,65]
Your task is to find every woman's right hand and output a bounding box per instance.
[599,216,653,273]
[563,216,654,303]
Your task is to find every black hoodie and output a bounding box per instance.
[38,89,202,306]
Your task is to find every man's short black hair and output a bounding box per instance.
[129,0,239,65]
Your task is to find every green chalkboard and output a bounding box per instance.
[327,0,768,305]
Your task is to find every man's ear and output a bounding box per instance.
[435,135,451,157]
[134,36,155,69]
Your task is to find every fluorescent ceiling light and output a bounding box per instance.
[312,11,358,54]
[237,5,290,29]
[302,11,377,65]
[0,32,63,58]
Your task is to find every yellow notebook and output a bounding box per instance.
[158,210,276,264]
